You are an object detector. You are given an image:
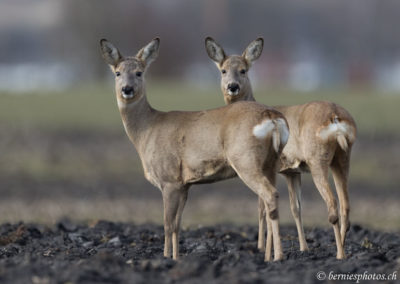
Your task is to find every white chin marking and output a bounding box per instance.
[122,94,134,99]
[253,119,274,139]
[228,90,239,96]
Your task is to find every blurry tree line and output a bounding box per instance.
[2,0,400,86]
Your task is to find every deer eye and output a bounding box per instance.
[240,69,246,75]
[136,71,143,77]
[115,71,121,77]
[221,69,226,74]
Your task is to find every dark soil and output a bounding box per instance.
[0,221,399,284]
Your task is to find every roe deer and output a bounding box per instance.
[205,37,357,259]
[100,38,290,261]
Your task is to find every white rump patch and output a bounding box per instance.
[318,121,355,141]
[275,118,289,146]
[253,119,274,139]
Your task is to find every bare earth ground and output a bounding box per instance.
[0,124,399,283]
[0,221,399,284]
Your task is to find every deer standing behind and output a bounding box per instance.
[205,37,357,259]
[100,38,290,261]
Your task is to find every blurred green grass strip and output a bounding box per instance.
[0,82,399,136]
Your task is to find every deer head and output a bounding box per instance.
[100,38,160,105]
[205,37,263,103]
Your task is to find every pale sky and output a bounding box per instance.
[0,0,63,31]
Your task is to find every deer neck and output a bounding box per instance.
[117,92,157,149]
[242,89,256,102]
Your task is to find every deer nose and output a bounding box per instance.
[227,83,240,93]
[122,86,134,95]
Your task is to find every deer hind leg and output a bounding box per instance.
[265,208,273,261]
[257,197,266,251]
[309,162,345,259]
[232,165,282,261]
[162,183,188,260]
[257,199,274,259]
[284,173,308,251]
[331,149,351,247]
[226,143,282,261]
[257,178,281,262]
[259,202,273,258]
[260,168,282,262]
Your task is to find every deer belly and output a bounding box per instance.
[278,141,310,174]
[183,159,237,184]
[278,154,310,174]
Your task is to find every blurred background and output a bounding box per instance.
[0,0,399,230]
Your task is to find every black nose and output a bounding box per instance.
[228,83,240,92]
[122,86,134,94]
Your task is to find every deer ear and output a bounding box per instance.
[205,37,226,66]
[242,37,264,66]
[100,39,123,67]
[136,38,160,68]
